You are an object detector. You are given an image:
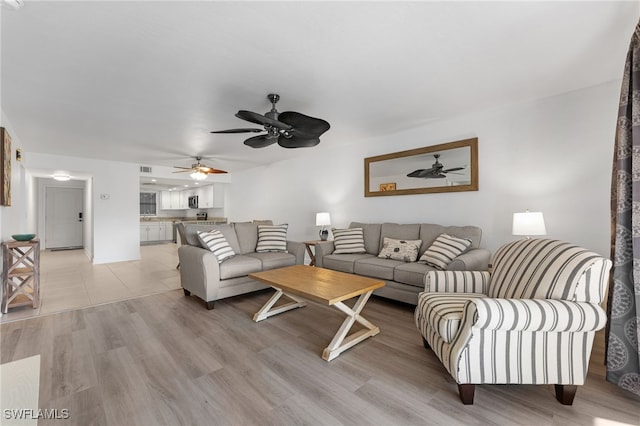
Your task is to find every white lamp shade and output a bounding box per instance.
[512,211,547,236]
[316,212,331,227]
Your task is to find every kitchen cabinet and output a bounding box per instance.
[160,191,183,210]
[158,184,224,210]
[198,184,224,208]
[140,221,173,242]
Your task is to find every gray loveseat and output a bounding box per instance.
[315,222,490,305]
[178,222,305,309]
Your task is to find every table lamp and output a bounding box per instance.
[512,210,546,239]
[316,212,331,241]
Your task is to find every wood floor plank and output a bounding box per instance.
[1,289,639,426]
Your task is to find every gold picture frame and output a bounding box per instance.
[364,138,478,197]
[0,127,11,206]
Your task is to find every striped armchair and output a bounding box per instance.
[414,239,611,405]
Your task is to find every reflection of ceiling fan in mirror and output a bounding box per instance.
[173,156,227,181]
[211,93,330,149]
[407,154,465,179]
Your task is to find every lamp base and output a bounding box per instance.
[319,229,329,241]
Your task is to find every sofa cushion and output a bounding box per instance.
[443,225,482,249]
[354,257,403,281]
[380,223,421,253]
[218,255,263,280]
[323,253,375,274]
[418,224,482,256]
[378,238,422,262]
[246,252,297,271]
[184,223,241,253]
[420,233,472,270]
[350,222,381,255]
[417,292,484,343]
[332,228,366,254]
[197,230,236,263]
[233,222,259,254]
[394,262,436,288]
[256,224,288,252]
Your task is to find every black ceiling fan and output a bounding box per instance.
[211,94,330,149]
[407,154,465,179]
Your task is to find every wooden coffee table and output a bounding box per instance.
[249,265,385,361]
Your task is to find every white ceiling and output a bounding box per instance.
[2,1,637,174]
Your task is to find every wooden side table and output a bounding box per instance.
[303,240,324,266]
[2,239,40,313]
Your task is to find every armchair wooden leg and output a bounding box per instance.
[206,300,215,310]
[555,384,578,405]
[183,289,191,296]
[458,384,475,405]
[422,337,430,349]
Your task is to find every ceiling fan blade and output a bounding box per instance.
[443,167,465,173]
[173,166,193,170]
[172,170,193,173]
[407,168,437,178]
[244,135,278,149]
[236,110,292,130]
[205,168,228,174]
[277,135,321,149]
[210,128,263,134]
[278,111,330,137]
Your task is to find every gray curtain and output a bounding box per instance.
[609,20,640,396]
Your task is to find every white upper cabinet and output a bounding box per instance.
[158,184,224,210]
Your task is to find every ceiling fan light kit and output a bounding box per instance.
[211,94,330,149]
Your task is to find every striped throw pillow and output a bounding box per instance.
[420,233,471,270]
[256,224,288,252]
[332,228,366,254]
[197,230,236,263]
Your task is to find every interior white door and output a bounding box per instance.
[45,187,84,249]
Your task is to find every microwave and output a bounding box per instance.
[188,195,198,209]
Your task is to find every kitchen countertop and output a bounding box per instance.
[140,217,227,223]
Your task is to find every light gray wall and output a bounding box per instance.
[227,81,620,257]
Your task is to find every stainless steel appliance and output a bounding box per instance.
[188,195,198,209]
[196,212,208,221]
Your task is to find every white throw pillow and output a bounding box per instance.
[332,228,366,254]
[378,238,422,262]
[197,230,236,263]
[420,233,472,270]
[256,224,288,252]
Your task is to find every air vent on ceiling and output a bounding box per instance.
[140,166,153,174]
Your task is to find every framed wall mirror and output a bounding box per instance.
[364,137,478,197]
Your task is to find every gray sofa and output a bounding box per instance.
[315,222,490,305]
[178,222,305,309]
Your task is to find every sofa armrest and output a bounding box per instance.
[447,248,491,271]
[287,240,306,265]
[178,245,221,301]
[470,298,607,333]
[425,270,491,293]
[314,241,335,268]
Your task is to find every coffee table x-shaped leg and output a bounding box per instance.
[253,287,379,361]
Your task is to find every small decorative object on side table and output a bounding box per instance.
[315,212,331,241]
[2,238,40,313]
[303,240,324,266]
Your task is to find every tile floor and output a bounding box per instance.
[0,243,181,323]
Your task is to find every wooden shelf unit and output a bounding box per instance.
[2,239,40,313]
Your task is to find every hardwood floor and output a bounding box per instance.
[1,289,639,426]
